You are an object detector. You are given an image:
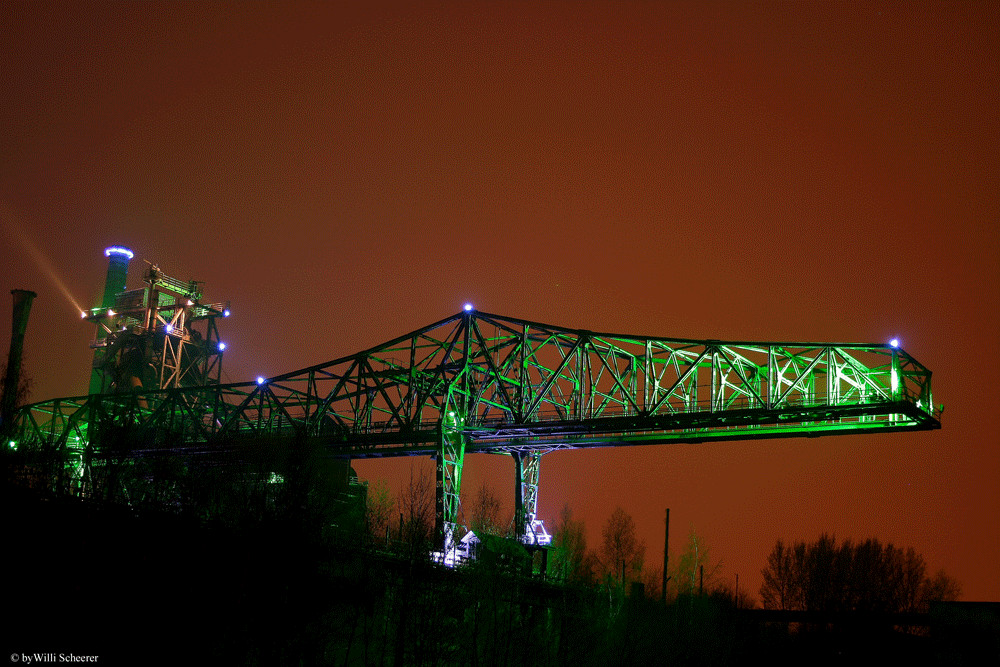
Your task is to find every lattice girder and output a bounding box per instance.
[10,310,941,557]
[12,311,939,458]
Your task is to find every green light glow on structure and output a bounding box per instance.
[7,310,942,459]
[5,310,940,556]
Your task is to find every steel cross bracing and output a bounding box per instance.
[82,263,228,394]
[11,310,940,552]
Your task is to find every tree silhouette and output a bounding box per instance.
[600,506,644,585]
[759,534,961,614]
[467,481,507,537]
[364,478,394,545]
[397,464,435,556]
[672,528,720,598]
[760,538,797,610]
[551,503,593,584]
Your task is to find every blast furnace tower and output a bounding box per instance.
[83,247,230,394]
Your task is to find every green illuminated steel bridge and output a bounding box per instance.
[9,309,940,554]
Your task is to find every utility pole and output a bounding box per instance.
[661,508,670,603]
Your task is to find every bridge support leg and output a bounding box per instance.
[512,451,544,544]
[436,409,465,560]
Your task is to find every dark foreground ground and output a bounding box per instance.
[4,487,998,666]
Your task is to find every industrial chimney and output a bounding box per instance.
[100,246,134,308]
[89,246,133,395]
[1,289,37,438]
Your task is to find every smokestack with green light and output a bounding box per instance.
[89,246,133,394]
[100,246,133,308]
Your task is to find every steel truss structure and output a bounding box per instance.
[83,263,229,393]
[11,310,940,555]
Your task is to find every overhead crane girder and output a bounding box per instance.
[11,310,940,558]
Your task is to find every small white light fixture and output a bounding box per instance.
[218,342,226,351]
[889,338,900,348]
[463,303,473,312]
[256,376,265,385]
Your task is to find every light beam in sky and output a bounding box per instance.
[1,203,86,315]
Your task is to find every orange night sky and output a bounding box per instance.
[2,2,997,601]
